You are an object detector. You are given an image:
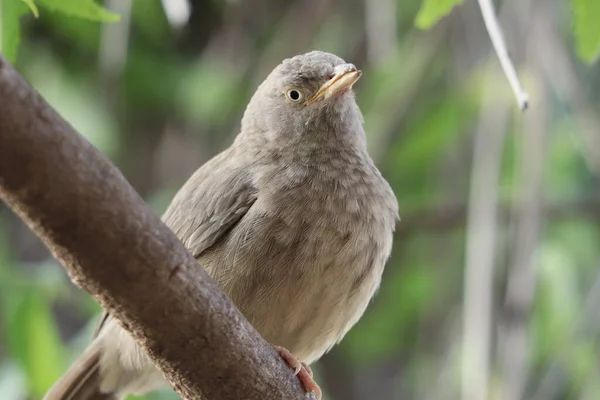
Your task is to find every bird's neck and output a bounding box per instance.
[237,97,369,164]
[237,125,368,167]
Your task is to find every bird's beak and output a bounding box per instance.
[308,63,362,105]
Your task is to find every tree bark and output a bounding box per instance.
[0,56,310,399]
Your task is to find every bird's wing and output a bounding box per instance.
[94,149,257,337]
[162,153,258,259]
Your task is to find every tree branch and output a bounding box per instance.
[0,56,309,399]
[477,0,529,110]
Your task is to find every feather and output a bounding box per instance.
[43,339,115,400]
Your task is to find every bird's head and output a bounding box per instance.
[241,51,365,149]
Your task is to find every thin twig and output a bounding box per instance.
[477,0,529,110]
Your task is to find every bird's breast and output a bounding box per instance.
[203,160,395,363]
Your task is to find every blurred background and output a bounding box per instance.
[1,0,599,399]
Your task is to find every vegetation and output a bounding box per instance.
[1,0,599,399]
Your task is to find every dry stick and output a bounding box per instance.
[461,69,510,400]
[0,57,310,400]
[499,6,545,398]
[477,0,529,110]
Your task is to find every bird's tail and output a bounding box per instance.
[43,339,115,400]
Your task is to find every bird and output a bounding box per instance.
[44,50,398,400]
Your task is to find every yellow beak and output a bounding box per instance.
[308,63,362,105]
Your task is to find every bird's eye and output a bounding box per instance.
[285,89,303,102]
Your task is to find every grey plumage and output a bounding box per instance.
[44,51,398,400]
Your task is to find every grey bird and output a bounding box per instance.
[44,51,398,400]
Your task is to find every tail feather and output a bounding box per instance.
[44,340,115,400]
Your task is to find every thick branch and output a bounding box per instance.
[0,57,308,399]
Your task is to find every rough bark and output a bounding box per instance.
[0,56,309,399]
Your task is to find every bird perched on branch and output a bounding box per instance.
[44,51,398,400]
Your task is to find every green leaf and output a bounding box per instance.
[572,0,600,63]
[415,0,464,29]
[21,0,39,17]
[36,0,120,22]
[0,0,28,62]
[4,292,65,398]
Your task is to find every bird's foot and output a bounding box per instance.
[274,345,322,400]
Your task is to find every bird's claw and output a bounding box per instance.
[274,346,322,400]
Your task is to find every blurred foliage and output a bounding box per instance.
[415,0,465,29]
[4,292,64,398]
[1,0,600,64]
[0,0,600,400]
[0,0,28,61]
[571,0,600,63]
[414,0,600,63]
[33,0,119,22]
[0,0,117,61]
